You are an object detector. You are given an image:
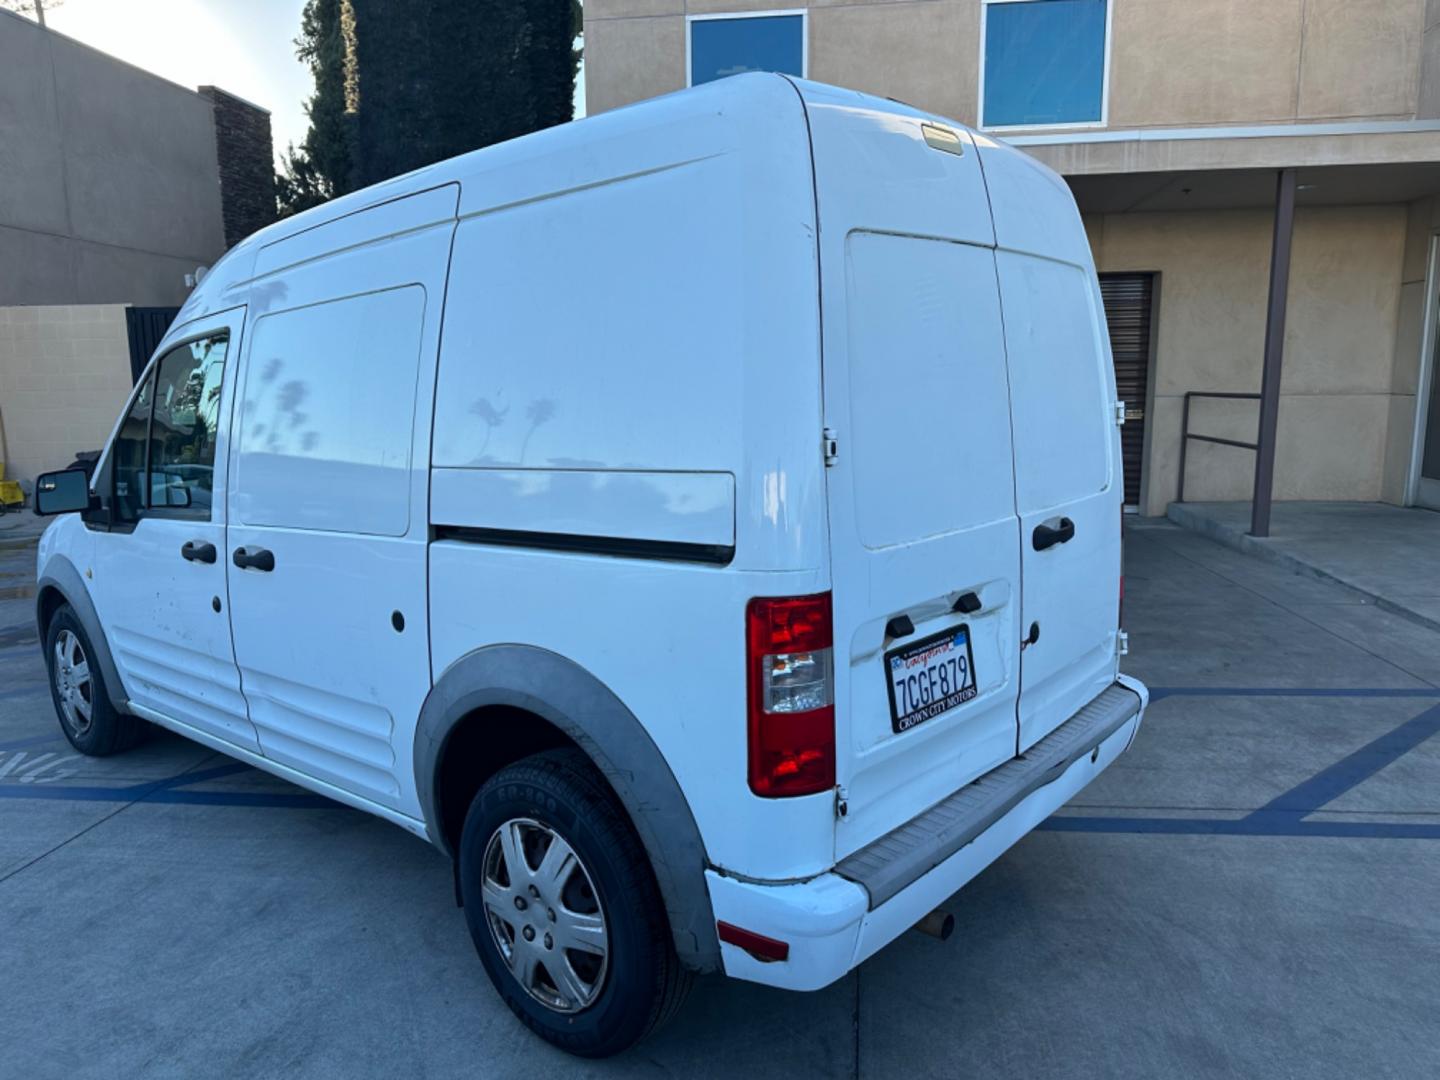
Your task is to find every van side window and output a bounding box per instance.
[235,286,424,537]
[149,336,228,518]
[110,334,228,524]
[112,370,156,523]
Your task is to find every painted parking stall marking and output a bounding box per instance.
[5,686,1436,838]
[1042,686,1440,840]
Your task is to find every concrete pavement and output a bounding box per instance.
[1167,500,1440,632]
[1,521,1437,1078]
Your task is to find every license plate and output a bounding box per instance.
[885,626,978,733]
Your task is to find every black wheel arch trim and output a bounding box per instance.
[414,643,721,973]
[35,556,131,715]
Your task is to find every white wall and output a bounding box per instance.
[0,304,133,488]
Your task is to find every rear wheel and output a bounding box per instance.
[457,749,692,1057]
[44,604,144,756]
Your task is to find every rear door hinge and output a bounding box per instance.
[1114,400,1127,426]
[1118,629,1130,656]
[835,785,850,820]
[823,426,839,466]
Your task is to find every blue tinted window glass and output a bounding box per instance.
[690,15,804,86]
[984,0,1106,127]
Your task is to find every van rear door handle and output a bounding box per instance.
[232,546,275,572]
[952,591,982,615]
[180,540,216,564]
[885,614,915,640]
[1032,518,1076,551]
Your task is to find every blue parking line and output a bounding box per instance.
[151,762,251,789]
[144,788,333,808]
[1039,816,1440,839]
[1150,686,1440,702]
[1039,698,1440,839]
[1248,703,1440,818]
[0,783,333,809]
[3,686,1439,830]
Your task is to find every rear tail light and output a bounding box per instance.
[746,593,835,798]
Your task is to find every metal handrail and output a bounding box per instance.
[1176,391,1261,503]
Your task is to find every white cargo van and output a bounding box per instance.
[32,75,1146,1056]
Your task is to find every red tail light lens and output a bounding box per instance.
[746,593,836,798]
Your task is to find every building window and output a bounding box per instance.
[688,12,805,87]
[982,0,1109,129]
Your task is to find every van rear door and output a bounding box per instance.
[800,87,1022,858]
[981,143,1124,750]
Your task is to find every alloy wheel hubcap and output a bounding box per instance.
[481,817,608,1013]
[53,629,93,736]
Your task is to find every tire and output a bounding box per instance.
[44,604,144,756]
[458,748,693,1057]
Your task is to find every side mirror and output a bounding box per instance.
[34,469,93,516]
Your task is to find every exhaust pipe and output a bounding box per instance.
[913,908,954,941]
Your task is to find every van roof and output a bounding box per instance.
[178,74,1068,325]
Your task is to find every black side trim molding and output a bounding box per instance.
[433,525,735,566]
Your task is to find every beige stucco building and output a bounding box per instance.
[0,10,275,494]
[584,0,1440,516]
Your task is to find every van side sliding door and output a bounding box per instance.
[224,186,459,816]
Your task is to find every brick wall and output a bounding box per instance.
[199,86,278,249]
[0,305,133,488]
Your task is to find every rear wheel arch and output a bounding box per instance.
[432,703,575,856]
[415,645,720,973]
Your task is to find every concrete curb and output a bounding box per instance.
[1166,502,1440,636]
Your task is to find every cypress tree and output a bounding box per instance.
[276,0,357,216]
[280,0,580,212]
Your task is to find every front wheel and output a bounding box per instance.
[458,749,692,1057]
[44,603,144,756]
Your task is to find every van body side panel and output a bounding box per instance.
[428,75,833,879]
[227,196,456,818]
[978,141,1123,750]
[430,468,736,553]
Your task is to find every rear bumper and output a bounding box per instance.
[706,674,1147,990]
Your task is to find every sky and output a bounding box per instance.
[36,0,585,166]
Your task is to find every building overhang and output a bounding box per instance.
[1000,120,1440,211]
